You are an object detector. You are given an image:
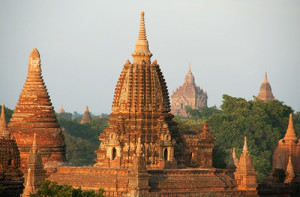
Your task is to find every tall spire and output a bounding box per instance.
[58,105,65,114]
[189,62,191,73]
[264,72,268,82]
[184,63,195,85]
[0,104,10,138]
[283,114,297,142]
[23,168,34,196]
[132,11,152,64]
[243,136,248,153]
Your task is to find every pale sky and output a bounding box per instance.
[1,0,299,114]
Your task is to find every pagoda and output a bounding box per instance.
[9,48,66,173]
[234,137,258,191]
[269,114,300,182]
[58,105,65,114]
[94,11,179,169]
[0,104,24,197]
[80,105,92,124]
[171,64,207,117]
[257,72,275,101]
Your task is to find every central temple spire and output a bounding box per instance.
[132,11,152,64]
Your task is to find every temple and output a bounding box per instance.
[58,105,65,114]
[80,106,92,124]
[48,12,259,196]
[8,48,66,173]
[0,104,24,197]
[171,64,207,117]
[257,72,275,102]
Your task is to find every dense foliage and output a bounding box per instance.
[57,114,108,166]
[176,94,299,181]
[30,180,104,197]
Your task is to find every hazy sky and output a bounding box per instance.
[1,0,299,114]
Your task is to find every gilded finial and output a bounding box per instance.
[264,72,268,82]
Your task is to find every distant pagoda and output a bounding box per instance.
[9,48,66,173]
[80,105,92,124]
[58,105,65,114]
[171,64,207,117]
[257,72,275,101]
[94,11,178,169]
[0,104,24,197]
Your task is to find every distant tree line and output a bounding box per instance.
[178,94,300,181]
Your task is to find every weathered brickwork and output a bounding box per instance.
[8,49,66,173]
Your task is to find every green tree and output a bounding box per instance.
[30,180,104,197]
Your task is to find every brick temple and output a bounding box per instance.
[81,106,92,124]
[48,12,258,196]
[257,72,275,102]
[171,64,207,117]
[8,48,66,174]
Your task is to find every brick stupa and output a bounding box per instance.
[234,137,258,191]
[171,64,208,117]
[9,48,66,173]
[80,105,92,124]
[94,11,178,169]
[257,72,275,101]
[270,114,300,183]
[0,104,24,197]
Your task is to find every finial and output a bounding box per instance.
[29,48,40,59]
[138,11,146,41]
[243,136,248,153]
[189,62,191,72]
[202,123,210,132]
[28,48,41,72]
[264,72,268,82]
[85,105,89,112]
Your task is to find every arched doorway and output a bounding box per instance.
[112,147,117,160]
[164,148,168,161]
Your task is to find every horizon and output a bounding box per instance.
[1,1,299,114]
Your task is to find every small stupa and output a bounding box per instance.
[58,105,65,114]
[80,105,92,124]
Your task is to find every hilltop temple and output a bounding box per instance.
[171,65,207,117]
[48,12,258,196]
[8,48,66,174]
[257,72,275,102]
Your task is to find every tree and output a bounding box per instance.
[208,95,294,181]
[30,180,104,197]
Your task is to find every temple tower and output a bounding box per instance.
[171,64,207,117]
[270,114,300,183]
[24,133,46,192]
[94,11,178,169]
[80,105,92,124]
[226,148,238,178]
[9,48,66,173]
[0,104,24,197]
[234,137,258,191]
[58,105,65,114]
[257,72,275,101]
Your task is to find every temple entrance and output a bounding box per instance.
[112,147,117,160]
[164,148,168,161]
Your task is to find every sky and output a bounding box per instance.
[0,0,299,114]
